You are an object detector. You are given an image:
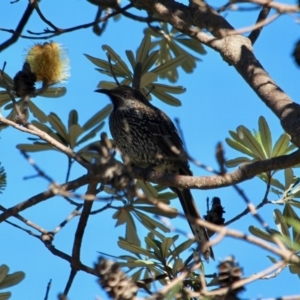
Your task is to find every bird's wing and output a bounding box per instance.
[139,106,192,174]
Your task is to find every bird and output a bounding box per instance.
[96,85,214,261]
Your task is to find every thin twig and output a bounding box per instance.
[248,5,272,44]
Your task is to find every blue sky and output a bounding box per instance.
[1,0,300,299]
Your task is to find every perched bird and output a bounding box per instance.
[96,85,214,261]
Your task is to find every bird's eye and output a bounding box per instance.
[122,93,128,98]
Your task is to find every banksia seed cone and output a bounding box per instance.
[95,257,138,300]
[217,256,245,296]
[13,62,36,97]
[26,41,69,85]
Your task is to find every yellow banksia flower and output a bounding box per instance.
[26,42,70,85]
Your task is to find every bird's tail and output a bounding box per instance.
[171,188,214,261]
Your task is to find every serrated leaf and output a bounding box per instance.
[82,104,112,131]
[102,45,131,76]
[39,87,66,98]
[125,50,136,69]
[48,113,69,143]
[28,101,48,123]
[161,238,174,258]
[0,292,11,300]
[274,209,290,238]
[68,110,78,129]
[142,50,159,73]
[0,271,25,289]
[76,122,104,145]
[249,226,275,243]
[16,143,54,152]
[272,133,290,157]
[0,265,9,284]
[69,124,82,148]
[151,88,181,106]
[140,72,157,88]
[151,54,187,75]
[225,138,256,157]
[259,116,272,158]
[118,239,156,258]
[225,157,252,168]
[136,33,151,63]
[237,126,266,159]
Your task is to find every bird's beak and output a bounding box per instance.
[95,88,111,95]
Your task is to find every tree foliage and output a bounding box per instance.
[1,0,300,299]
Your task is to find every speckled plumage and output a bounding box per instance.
[97,85,214,261]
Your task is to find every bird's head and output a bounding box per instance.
[95,85,149,108]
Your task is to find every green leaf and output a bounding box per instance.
[259,116,272,158]
[151,88,181,106]
[151,54,187,75]
[0,265,9,284]
[274,209,290,238]
[125,211,140,246]
[175,37,206,55]
[249,226,275,243]
[136,33,151,63]
[118,239,156,258]
[272,133,290,157]
[125,50,136,69]
[76,122,104,146]
[157,192,177,201]
[16,143,54,152]
[140,72,157,88]
[134,210,170,232]
[28,101,48,123]
[48,113,69,144]
[267,255,278,264]
[142,50,159,73]
[0,292,11,300]
[0,92,12,105]
[225,157,252,168]
[69,124,83,149]
[171,238,194,260]
[151,83,186,94]
[134,205,177,219]
[82,104,112,131]
[284,168,294,190]
[225,138,256,158]
[136,180,158,198]
[0,71,14,89]
[161,238,174,258]
[237,126,266,159]
[39,87,66,98]
[290,200,300,209]
[102,45,131,76]
[68,110,78,129]
[0,271,25,289]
